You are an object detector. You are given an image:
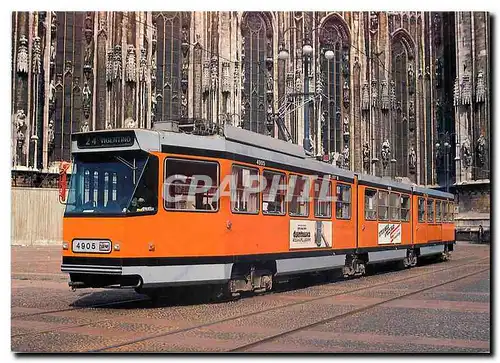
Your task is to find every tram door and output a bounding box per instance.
[357,186,379,248]
[426,198,441,242]
[413,196,428,244]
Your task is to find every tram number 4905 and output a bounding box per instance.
[72,240,111,253]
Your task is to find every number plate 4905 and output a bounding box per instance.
[72,239,112,253]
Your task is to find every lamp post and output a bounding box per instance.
[435,131,454,193]
[278,27,334,153]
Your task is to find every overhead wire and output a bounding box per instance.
[117,12,485,173]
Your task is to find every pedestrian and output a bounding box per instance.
[478,224,484,243]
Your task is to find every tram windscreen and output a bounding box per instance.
[64,151,158,216]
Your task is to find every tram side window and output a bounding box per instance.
[288,174,310,217]
[378,190,389,221]
[262,170,286,215]
[164,158,219,212]
[364,189,377,220]
[401,195,411,222]
[418,197,426,222]
[389,192,401,221]
[312,178,331,218]
[231,165,260,214]
[436,200,442,222]
[335,183,351,219]
[427,199,435,223]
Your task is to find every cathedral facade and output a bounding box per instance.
[11,11,490,217]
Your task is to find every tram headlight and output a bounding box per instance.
[113,243,120,251]
[62,242,69,250]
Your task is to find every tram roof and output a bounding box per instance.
[412,186,455,200]
[159,124,357,181]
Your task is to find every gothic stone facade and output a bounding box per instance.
[11,11,490,213]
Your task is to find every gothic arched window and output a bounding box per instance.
[319,17,350,156]
[241,12,273,135]
[154,12,187,121]
[391,31,415,177]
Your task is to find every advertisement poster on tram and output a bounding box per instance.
[289,220,332,249]
[377,223,402,245]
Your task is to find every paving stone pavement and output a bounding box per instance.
[11,242,490,353]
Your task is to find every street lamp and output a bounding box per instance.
[278,26,334,154]
[435,132,454,193]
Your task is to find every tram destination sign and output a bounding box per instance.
[76,131,136,149]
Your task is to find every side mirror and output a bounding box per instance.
[58,161,71,204]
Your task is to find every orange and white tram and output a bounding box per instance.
[61,123,455,297]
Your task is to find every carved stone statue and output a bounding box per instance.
[15,109,26,131]
[408,146,417,170]
[295,69,303,93]
[82,81,92,119]
[381,139,391,168]
[343,116,349,136]
[476,134,486,166]
[125,118,137,129]
[361,81,370,111]
[461,137,472,168]
[371,79,378,108]
[332,152,343,168]
[362,142,370,168]
[408,100,415,131]
[342,144,350,169]
[408,63,415,94]
[50,43,56,66]
[381,80,389,110]
[48,80,56,107]
[15,110,27,161]
[341,49,349,79]
[84,43,93,70]
[266,38,272,57]
[48,120,55,151]
[343,81,350,108]
[266,73,274,93]
[320,111,327,130]
[80,121,89,133]
[181,94,188,117]
[370,12,379,33]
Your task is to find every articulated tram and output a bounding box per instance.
[61,122,455,298]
